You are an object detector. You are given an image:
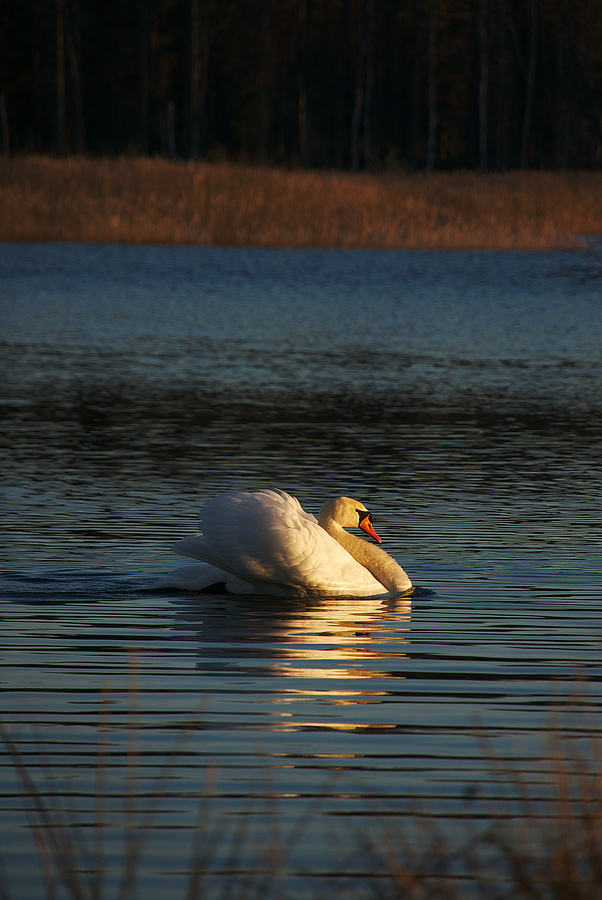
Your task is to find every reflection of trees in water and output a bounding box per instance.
[5,374,601,492]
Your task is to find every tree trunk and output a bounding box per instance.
[495,0,510,169]
[478,0,488,172]
[140,0,149,155]
[56,0,66,155]
[0,94,9,156]
[298,0,307,166]
[350,0,365,171]
[167,100,176,159]
[520,0,538,168]
[258,11,270,163]
[409,0,421,170]
[553,1,570,169]
[65,0,85,153]
[189,0,212,160]
[189,0,199,158]
[426,0,437,172]
[362,0,375,170]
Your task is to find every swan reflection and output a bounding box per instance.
[269,595,411,676]
[171,592,412,706]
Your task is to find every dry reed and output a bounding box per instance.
[1,155,601,249]
[3,702,602,900]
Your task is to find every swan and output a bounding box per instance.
[155,489,412,598]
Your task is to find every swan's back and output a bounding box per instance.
[172,489,388,597]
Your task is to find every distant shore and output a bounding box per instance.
[1,156,601,250]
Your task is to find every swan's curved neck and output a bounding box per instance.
[318,509,411,592]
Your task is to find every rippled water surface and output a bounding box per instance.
[1,243,602,898]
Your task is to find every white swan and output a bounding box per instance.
[155,489,412,598]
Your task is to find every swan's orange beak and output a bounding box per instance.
[360,516,382,544]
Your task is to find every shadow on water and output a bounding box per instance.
[3,378,602,493]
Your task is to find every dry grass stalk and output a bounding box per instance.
[0,156,601,249]
[0,654,217,900]
[3,681,602,900]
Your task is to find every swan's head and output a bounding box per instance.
[319,497,382,544]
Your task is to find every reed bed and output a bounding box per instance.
[0,155,601,249]
[3,699,602,900]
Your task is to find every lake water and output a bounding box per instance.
[1,242,602,899]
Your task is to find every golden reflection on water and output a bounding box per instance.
[260,599,412,732]
[266,596,411,719]
[173,591,413,735]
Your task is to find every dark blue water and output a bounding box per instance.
[1,243,602,899]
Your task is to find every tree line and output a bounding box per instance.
[1,0,601,170]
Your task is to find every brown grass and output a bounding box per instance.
[3,678,602,900]
[0,155,601,249]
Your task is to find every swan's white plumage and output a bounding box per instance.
[155,489,411,598]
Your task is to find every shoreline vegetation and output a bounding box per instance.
[3,701,602,900]
[1,156,601,250]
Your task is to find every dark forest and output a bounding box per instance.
[1,0,601,170]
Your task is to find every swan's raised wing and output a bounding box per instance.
[172,489,386,597]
